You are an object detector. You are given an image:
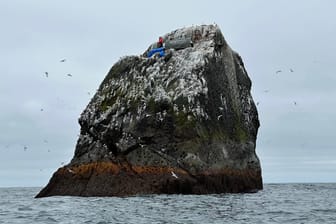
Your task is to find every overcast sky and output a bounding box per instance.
[1,0,335,187]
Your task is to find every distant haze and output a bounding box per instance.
[1,0,335,187]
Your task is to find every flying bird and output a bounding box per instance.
[60,59,66,62]
[217,115,223,120]
[275,70,282,74]
[44,72,48,77]
[294,101,297,106]
[67,168,75,174]
[67,73,72,77]
[171,171,178,179]
[290,68,294,72]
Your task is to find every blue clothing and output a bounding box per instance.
[147,47,165,58]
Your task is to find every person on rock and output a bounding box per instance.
[147,37,165,58]
[157,36,164,48]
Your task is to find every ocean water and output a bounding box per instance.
[0,184,335,224]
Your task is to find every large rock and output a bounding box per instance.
[36,24,262,197]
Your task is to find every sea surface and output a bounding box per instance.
[0,183,335,224]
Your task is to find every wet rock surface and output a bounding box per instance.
[36,24,262,198]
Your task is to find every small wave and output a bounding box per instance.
[34,215,58,223]
[37,210,48,216]
[312,209,336,214]
[17,206,33,211]
[266,210,294,216]
[46,217,58,223]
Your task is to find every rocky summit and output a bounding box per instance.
[36,24,262,198]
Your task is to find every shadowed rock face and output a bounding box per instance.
[36,24,262,198]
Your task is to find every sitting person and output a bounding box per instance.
[147,37,165,58]
[157,36,164,48]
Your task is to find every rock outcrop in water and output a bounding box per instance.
[36,24,262,198]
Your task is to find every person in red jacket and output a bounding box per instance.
[157,36,164,48]
[147,37,165,58]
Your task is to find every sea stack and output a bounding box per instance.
[36,24,262,197]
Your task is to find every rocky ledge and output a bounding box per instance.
[36,24,262,198]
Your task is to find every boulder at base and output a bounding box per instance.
[36,24,262,198]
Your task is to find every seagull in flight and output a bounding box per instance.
[275,70,282,74]
[171,171,178,179]
[290,68,294,72]
[67,73,72,77]
[45,72,48,77]
[60,59,66,62]
[67,168,75,174]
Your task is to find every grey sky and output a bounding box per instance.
[1,0,335,187]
